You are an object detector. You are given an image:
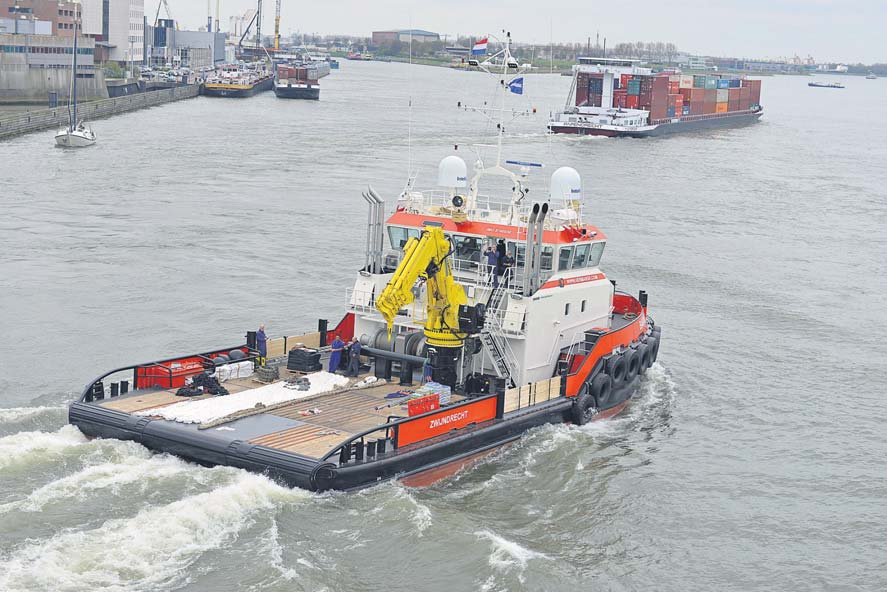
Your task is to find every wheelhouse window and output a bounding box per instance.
[452,235,482,268]
[388,226,420,250]
[558,246,574,271]
[540,246,554,270]
[572,243,590,268]
[588,242,605,267]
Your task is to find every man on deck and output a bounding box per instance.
[500,251,515,288]
[346,338,362,377]
[484,245,499,287]
[256,324,267,366]
[329,334,345,373]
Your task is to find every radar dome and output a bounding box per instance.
[550,167,582,201]
[437,156,468,188]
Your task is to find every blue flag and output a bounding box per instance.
[508,77,524,95]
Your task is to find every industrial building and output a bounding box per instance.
[372,29,440,44]
[144,20,226,69]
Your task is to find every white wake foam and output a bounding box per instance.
[0,425,88,469]
[475,529,548,570]
[0,452,197,515]
[0,472,310,592]
[135,371,349,424]
[0,405,66,424]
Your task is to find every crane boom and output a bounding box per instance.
[274,0,281,50]
[376,226,469,347]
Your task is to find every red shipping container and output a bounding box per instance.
[690,101,704,115]
[728,87,741,101]
[739,98,750,110]
[679,88,692,102]
[728,100,740,112]
[620,73,632,88]
[704,89,717,103]
[674,95,684,107]
[668,81,680,94]
[704,101,716,114]
[626,94,639,109]
[689,88,705,102]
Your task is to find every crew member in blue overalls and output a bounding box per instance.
[346,338,362,377]
[256,324,267,366]
[328,334,345,373]
[484,245,499,287]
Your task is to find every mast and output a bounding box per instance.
[71,9,79,129]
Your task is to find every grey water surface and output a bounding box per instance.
[1,62,886,591]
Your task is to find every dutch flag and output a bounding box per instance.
[472,38,488,55]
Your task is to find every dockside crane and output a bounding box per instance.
[153,0,178,30]
[274,0,281,50]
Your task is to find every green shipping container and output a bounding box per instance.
[704,76,718,90]
[693,75,706,88]
[627,79,641,96]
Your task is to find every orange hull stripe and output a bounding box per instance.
[387,211,606,244]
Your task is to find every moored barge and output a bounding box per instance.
[203,63,274,98]
[69,35,663,491]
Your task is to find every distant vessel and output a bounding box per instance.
[203,63,274,97]
[866,73,877,80]
[548,57,762,138]
[808,81,845,89]
[346,52,373,61]
[54,14,95,147]
[274,64,320,100]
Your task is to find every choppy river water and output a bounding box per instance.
[1,62,885,591]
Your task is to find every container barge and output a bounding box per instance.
[548,57,763,137]
[202,64,274,98]
[69,35,662,492]
[274,64,320,100]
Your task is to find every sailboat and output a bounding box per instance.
[55,9,95,147]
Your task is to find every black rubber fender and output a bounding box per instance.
[624,348,640,380]
[636,343,651,373]
[648,337,660,363]
[571,393,595,426]
[607,354,627,384]
[589,373,612,408]
[228,349,246,360]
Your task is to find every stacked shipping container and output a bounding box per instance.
[576,70,761,120]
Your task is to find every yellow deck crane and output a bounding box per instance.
[375,226,485,387]
[273,0,281,50]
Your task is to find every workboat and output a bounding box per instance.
[69,34,662,492]
[203,63,275,97]
[54,12,95,147]
[548,57,763,137]
[808,81,845,89]
[866,73,877,80]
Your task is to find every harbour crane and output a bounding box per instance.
[274,0,281,50]
[152,0,178,30]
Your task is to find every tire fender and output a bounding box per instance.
[589,373,612,408]
[607,354,627,384]
[571,393,595,426]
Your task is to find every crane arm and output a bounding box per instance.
[375,226,468,348]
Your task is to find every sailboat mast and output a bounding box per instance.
[71,12,79,127]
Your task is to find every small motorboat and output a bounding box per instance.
[808,81,845,89]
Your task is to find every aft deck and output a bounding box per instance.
[95,368,465,461]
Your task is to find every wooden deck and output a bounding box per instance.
[93,368,463,460]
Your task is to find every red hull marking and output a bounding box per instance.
[396,397,498,447]
[591,399,629,421]
[399,445,508,488]
[386,211,606,244]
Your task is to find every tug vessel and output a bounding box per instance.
[549,57,763,137]
[69,35,662,491]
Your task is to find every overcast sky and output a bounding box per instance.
[150,1,884,64]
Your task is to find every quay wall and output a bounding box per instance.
[0,84,200,140]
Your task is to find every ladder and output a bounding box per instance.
[480,283,519,387]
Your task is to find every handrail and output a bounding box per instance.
[78,343,248,402]
[319,392,500,463]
